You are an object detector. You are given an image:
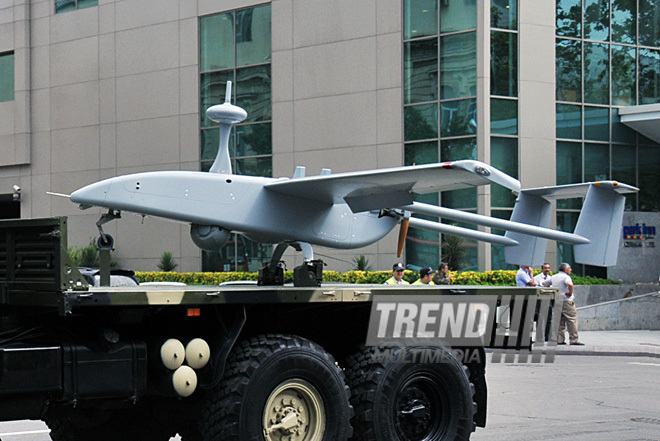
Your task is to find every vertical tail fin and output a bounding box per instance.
[573,184,626,266]
[504,192,552,266]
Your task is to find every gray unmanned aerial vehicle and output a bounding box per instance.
[65,82,637,285]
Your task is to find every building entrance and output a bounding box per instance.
[0,194,20,219]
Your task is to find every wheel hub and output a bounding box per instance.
[395,377,443,441]
[263,379,325,441]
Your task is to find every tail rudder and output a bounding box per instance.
[504,192,552,266]
[573,182,629,266]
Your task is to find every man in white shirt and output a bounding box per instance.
[543,263,583,345]
[534,263,552,286]
[534,263,553,341]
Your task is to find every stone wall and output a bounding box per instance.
[574,283,660,306]
[578,292,660,331]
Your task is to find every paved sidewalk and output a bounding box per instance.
[534,330,660,358]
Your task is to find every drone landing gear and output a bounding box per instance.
[258,242,324,287]
[95,210,120,287]
[95,210,121,250]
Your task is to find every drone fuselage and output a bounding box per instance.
[70,171,397,249]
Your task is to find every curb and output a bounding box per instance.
[484,345,660,358]
[535,344,660,358]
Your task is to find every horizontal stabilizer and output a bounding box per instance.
[503,181,636,267]
[520,180,637,199]
[573,185,626,266]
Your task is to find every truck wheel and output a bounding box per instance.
[345,346,476,441]
[200,334,353,441]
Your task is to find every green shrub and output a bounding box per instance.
[68,239,117,268]
[69,240,100,267]
[134,269,621,286]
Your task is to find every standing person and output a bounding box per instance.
[544,263,583,345]
[433,263,453,285]
[413,267,436,285]
[384,263,410,285]
[534,263,552,286]
[534,263,553,341]
[515,265,535,287]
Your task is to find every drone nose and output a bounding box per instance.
[71,180,112,207]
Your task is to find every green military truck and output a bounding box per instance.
[0,217,554,441]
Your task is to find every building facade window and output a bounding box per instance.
[0,52,14,103]
[54,0,97,14]
[403,0,478,271]
[199,4,272,272]
[490,0,519,270]
[403,0,520,271]
[555,0,660,274]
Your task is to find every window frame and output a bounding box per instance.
[0,51,14,103]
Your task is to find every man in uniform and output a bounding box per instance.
[413,267,436,285]
[384,262,410,285]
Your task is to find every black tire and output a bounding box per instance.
[200,334,353,441]
[45,404,176,441]
[97,234,114,250]
[345,346,476,441]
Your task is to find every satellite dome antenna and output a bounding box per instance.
[205,81,247,174]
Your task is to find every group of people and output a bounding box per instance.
[384,262,453,286]
[516,263,583,346]
[384,260,583,346]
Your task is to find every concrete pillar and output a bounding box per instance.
[518,0,558,267]
[476,0,491,271]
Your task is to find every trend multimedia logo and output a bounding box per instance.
[366,295,561,363]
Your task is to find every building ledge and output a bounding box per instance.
[619,104,660,144]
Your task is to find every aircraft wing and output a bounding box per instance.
[264,160,521,212]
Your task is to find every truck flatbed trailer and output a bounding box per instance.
[0,217,555,441]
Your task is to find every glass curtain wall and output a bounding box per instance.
[490,0,519,270]
[556,0,660,275]
[199,5,272,271]
[403,0,478,270]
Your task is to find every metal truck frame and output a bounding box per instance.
[0,217,555,441]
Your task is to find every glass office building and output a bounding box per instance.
[0,0,658,279]
[400,0,659,276]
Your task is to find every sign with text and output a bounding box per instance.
[366,295,562,363]
[623,223,656,249]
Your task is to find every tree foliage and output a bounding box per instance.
[157,251,178,272]
[442,234,466,271]
[351,255,372,271]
